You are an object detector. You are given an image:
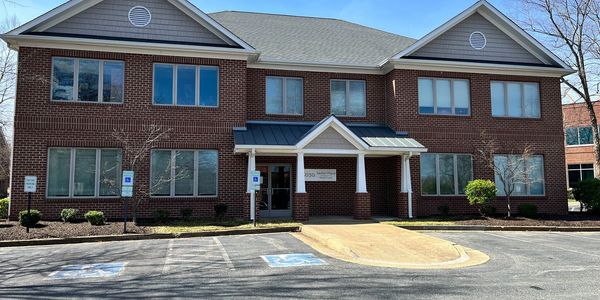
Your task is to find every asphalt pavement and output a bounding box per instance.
[1,231,599,299]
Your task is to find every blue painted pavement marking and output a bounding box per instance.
[47,262,126,280]
[261,253,327,268]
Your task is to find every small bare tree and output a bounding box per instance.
[0,16,18,132]
[112,124,188,223]
[477,132,537,217]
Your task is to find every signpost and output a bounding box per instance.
[24,176,37,233]
[250,171,261,227]
[121,171,134,233]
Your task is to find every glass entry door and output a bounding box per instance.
[258,164,292,218]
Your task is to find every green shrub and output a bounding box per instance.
[0,198,9,219]
[153,210,170,223]
[480,206,496,216]
[567,188,575,201]
[214,203,228,219]
[437,204,450,217]
[518,204,538,218]
[181,208,193,220]
[84,211,106,226]
[19,210,42,227]
[465,179,498,216]
[572,178,600,213]
[60,208,79,223]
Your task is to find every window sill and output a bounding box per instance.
[566,144,594,148]
[46,197,121,201]
[50,100,123,106]
[421,194,467,197]
[418,113,471,118]
[152,104,220,110]
[491,116,542,120]
[266,113,304,117]
[149,196,219,200]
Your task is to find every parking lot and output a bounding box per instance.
[1,231,599,299]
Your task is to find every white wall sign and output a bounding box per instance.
[305,169,337,182]
[122,171,134,198]
[24,176,37,193]
[251,171,261,191]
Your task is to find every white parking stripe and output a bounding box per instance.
[552,232,600,242]
[214,237,235,270]
[483,232,600,258]
[162,238,235,274]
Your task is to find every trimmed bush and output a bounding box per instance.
[60,208,79,223]
[214,203,228,219]
[19,210,42,227]
[153,210,170,223]
[518,204,538,218]
[437,204,450,217]
[572,178,600,213]
[84,211,106,226]
[465,179,497,217]
[181,208,193,220]
[0,198,9,219]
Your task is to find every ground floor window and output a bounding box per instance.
[493,155,545,196]
[420,153,473,196]
[568,164,595,188]
[150,150,218,197]
[47,148,122,198]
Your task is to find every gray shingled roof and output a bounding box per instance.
[209,11,417,66]
[234,121,425,149]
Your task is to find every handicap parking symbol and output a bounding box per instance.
[261,253,327,268]
[47,262,126,280]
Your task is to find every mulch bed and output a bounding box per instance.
[442,214,600,227]
[0,221,151,241]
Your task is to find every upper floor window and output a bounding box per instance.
[493,155,545,196]
[420,153,473,196]
[331,80,366,117]
[266,76,303,115]
[52,57,124,103]
[153,64,219,107]
[418,78,470,115]
[566,126,595,146]
[491,81,540,118]
[150,149,218,197]
[47,148,122,198]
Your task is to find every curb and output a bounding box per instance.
[396,225,600,232]
[0,226,301,248]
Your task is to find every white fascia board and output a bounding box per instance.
[2,35,256,60]
[169,0,255,50]
[6,0,96,35]
[248,59,383,75]
[389,58,575,78]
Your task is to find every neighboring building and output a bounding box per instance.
[1,0,573,221]
[563,102,600,188]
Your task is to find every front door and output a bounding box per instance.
[258,164,292,218]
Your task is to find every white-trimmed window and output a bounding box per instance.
[493,155,545,196]
[418,78,470,115]
[566,126,595,146]
[420,153,473,195]
[568,164,595,188]
[266,76,303,115]
[331,79,366,117]
[491,81,540,118]
[47,148,122,198]
[150,150,218,197]
[153,64,219,107]
[51,57,124,103]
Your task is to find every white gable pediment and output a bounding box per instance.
[305,127,359,150]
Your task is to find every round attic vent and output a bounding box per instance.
[469,31,487,50]
[128,6,152,27]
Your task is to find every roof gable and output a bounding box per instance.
[392,0,570,69]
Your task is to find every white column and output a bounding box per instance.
[247,151,256,221]
[296,152,306,193]
[356,153,367,193]
[402,154,414,219]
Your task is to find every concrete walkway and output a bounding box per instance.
[294,221,489,269]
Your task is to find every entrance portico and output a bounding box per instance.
[235,115,427,221]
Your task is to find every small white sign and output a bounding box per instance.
[121,186,133,198]
[305,169,337,182]
[251,171,261,191]
[24,176,37,193]
[122,171,134,187]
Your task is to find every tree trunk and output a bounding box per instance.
[507,195,511,218]
[585,102,600,178]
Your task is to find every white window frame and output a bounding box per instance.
[566,126,596,147]
[420,153,474,196]
[150,149,219,198]
[46,148,122,199]
[330,79,366,117]
[493,154,546,196]
[152,63,220,108]
[265,76,304,116]
[568,163,595,188]
[491,81,541,119]
[418,77,471,116]
[50,57,125,104]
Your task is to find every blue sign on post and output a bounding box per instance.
[261,253,327,268]
[122,171,134,198]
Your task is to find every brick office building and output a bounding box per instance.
[2,0,573,221]
[563,102,600,188]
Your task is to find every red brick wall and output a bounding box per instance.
[563,102,600,166]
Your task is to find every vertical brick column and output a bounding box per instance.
[353,193,371,220]
[397,192,408,218]
[293,193,310,221]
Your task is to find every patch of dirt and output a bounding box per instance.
[450,214,600,227]
[0,221,151,241]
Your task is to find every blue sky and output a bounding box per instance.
[1,0,514,39]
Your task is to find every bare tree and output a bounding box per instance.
[0,16,18,132]
[477,132,537,217]
[517,0,600,175]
